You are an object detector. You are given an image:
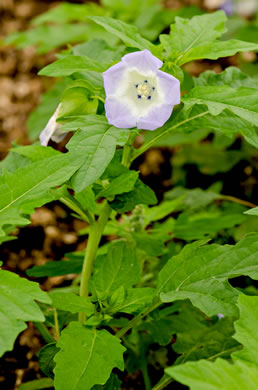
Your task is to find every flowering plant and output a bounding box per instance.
[1,3,258,390]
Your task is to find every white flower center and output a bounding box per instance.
[135,79,155,101]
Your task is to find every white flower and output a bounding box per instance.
[103,50,180,131]
[39,103,66,146]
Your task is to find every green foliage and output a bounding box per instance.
[54,322,125,390]
[157,235,258,317]
[0,268,50,357]
[166,296,258,389]
[39,343,60,378]
[19,378,54,390]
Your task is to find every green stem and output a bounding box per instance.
[34,322,55,344]
[152,376,174,390]
[219,195,257,209]
[79,201,112,323]
[131,111,209,163]
[116,301,161,339]
[142,361,152,390]
[53,308,60,340]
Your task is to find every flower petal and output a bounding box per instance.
[105,97,136,128]
[39,104,63,146]
[157,70,181,106]
[103,61,127,96]
[122,49,163,73]
[137,103,174,131]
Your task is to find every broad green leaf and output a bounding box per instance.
[5,24,90,54]
[166,359,258,390]
[19,378,54,390]
[110,179,157,213]
[91,241,140,298]
[245,207,258,216]
[97,171,139,199]
[66,122,129,192]
[177,39,258,65]
[194,67,258,89]
[157,234,258,317]
[0,153,81,235]
[72,39,125,65]
[32,2,103,25]
[0,268,50,357]
[173,208,246,240]
[232,295,258,365]
[143,198,183,227]
[39,55,104,77]
[54,322,125,390]
[50,292,95,314]
[160,11,226,62]
[183,86,258,127]
[89,16,159,54]
[132,232,164,256]
[12,145,60,161]
[39,343,60,378]
[75,186,96,213]
[116,288,155,314]
[165,187,220,211]
[0,150,29,175]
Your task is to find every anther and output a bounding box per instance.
[137,95,142,99]
[144,80,148,83]
[148,96,151,100]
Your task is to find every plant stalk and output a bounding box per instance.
[34,322,55,344]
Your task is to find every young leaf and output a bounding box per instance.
[156,234,258,317]
[0,268,50,357]
[27,255,84,277]
[66,123,129,192]
[91,241,140,297]
[117,288,155,315]
[54,322,125,390]
[89,16,158,54]
[97,171,139,199]
[245,207,258,216]
[110,179,157,213]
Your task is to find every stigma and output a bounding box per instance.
[135,79,154,100]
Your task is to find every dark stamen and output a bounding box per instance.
[135,84,138,88]
[144,80,148,83]
[137,95,142,99]
[148,96,151,100]
[152,87,155,90]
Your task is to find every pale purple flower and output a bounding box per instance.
[103,50,180,131]
[40,103,66,146]
[220,0,234,15]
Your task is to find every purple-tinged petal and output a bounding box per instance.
[220,0,234,15]
[122,49,163,73]
[137,103,173,131]
[39,103,64,146]
[105,97,136,128]
[103,61,127,95]
[157,70,181,106]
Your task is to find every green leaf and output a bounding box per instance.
[165,187,220,211]
[66,121,129,192]
[232,295,258,365]
[91,241,140,298]
[177,39,258,65]
[194,67,258,89]
[6,24,90,54]
[183,86,258,127]
[132,232,164,256]
[97,171,139,199]
[160,11,226,63]
[156,234,258,317]
[166,359,258,390]
[0,268,50,357]
[116,288,155,314]
[0,153,81,235]
[54,322,125,390]
[89,16,158,54]
[27,80,69,140]
[245,207,258,216]
[39,55,104,77]
[58,86,98,118]
[50,292,94,314]
[19,378,54,390]
[110,179,157,213]
[27,255,84,277]
[39,343,60,378]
